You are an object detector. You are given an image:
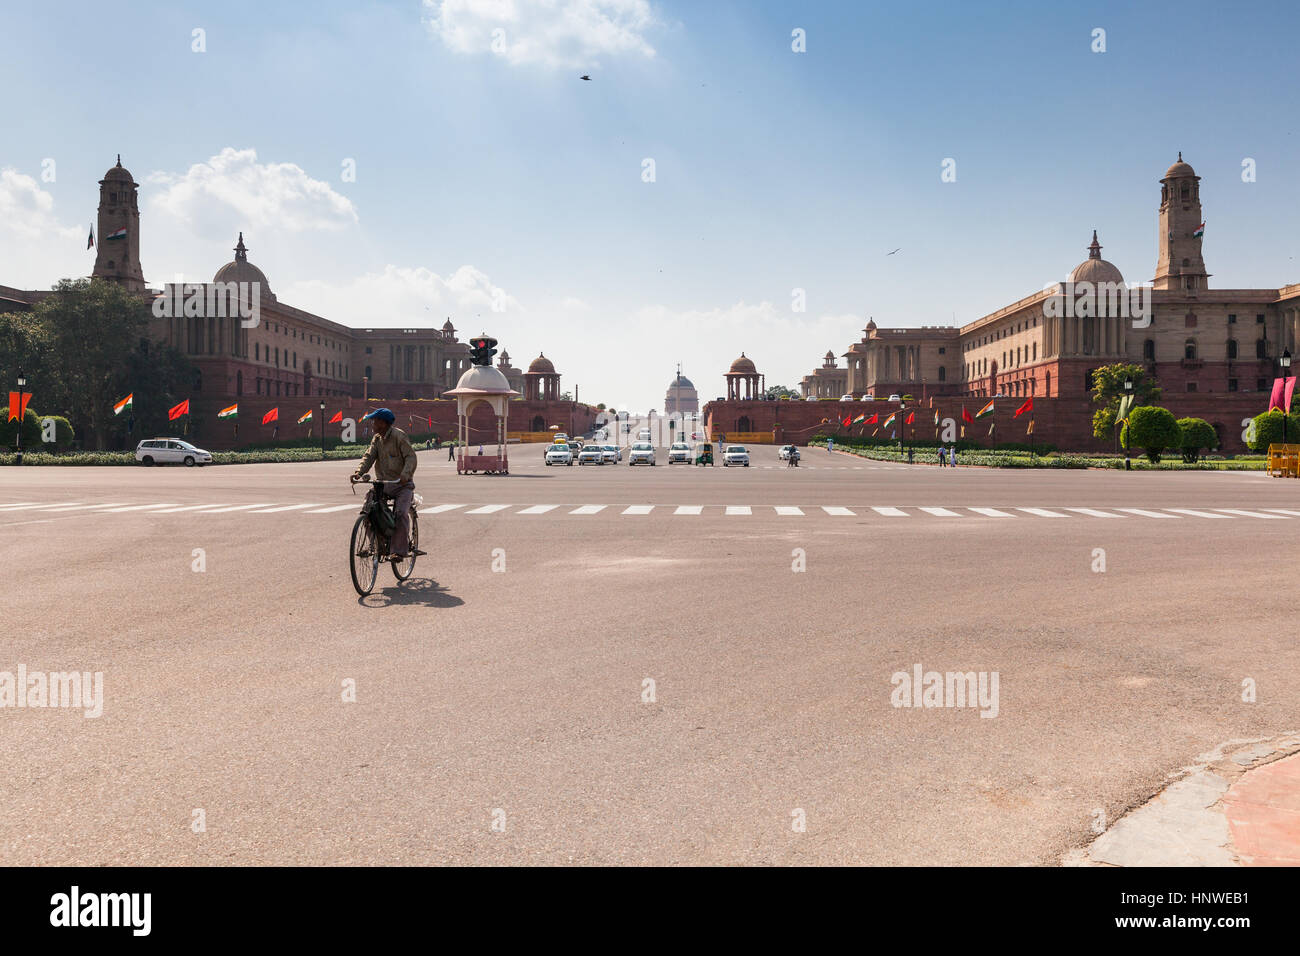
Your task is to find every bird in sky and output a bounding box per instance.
[886,248,901,256]
[580,75,591,81]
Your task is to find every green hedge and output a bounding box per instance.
[1247,410,1300,453]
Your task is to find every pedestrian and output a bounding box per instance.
[938,446,947,467]
[828,437,835,455]
[950,445,957,467]
[478,444,483,456]
[907,446,914,464]
[447,442,455,461]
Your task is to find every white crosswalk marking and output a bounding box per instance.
[919,507,961,517]
[466,504,509,514]
[194,503,276,513]
[1167,508,1231,519]
[774,506,804,516]
[39,502,130,512]
[821,506,855,516]
[517,505,558,514]
[152,503,230,513]
[250,504,323,513]
[672,506,701,515]
[1117,508,1178,518]
[304,504,358,514]
[725,506,751,515]
[570,505,606,515]
[1217,508,1288,519]
[969,507,1014,517]
[1065,508,1124,518]
[1017,508,1067,518]
[27,502,83,510]
[100,503,182,513]
[0,502,39,510]
[425,504,466,514]
[872,507,908,517]
[1265,509,1300,517]
[624,505,655,515]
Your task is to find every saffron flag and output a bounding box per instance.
[1014,397,1033,418]
[329,410,343,424]
[1193,222,1205,238]
[976,400,995,419]
[7,391,32,422]
[168,399,189,421]
[905,411,915,425]
[106,227,127,241]
[262,408,278,425]
[962,406,973,424]
[87,224,95,250]
[113,393,133,416]
[882,412,897,429]
[297,410,312,424]
[218,404,238,420]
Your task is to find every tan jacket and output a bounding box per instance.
[358,426,417,482]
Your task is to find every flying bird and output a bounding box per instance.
[580,75,591,81]
[886,248,901,256]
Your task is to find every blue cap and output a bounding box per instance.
[364,407,395,424]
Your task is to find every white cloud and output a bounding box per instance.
[281,263,520,327]
[145,147,357,238]
[0,168,87,288]
[423,0,659,69]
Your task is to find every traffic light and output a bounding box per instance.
[468,334,498,367]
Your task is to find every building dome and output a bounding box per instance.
[102,155,134,183]
[1068,231,1124,286]
[454,363,513,393]
[728,353,757,374]
[213,233,274,299]
[664,370,699,415]
[865,318,877,331]
[1164,152,1196,179]
[527,353,557,374]
[442,318,455,332]
[669,373,694,389]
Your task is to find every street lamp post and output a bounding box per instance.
[1123,378,1133,470]
[319,399,326,459]
[14,369,26,466]
[1283,350,1293,444]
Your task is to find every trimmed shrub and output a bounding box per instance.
[1177,417,1217,463]
[1247,410,1300,453]
[1121,406,1182,463]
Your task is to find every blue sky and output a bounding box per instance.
[3,0,1299,408]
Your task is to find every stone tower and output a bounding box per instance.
[1153,152,1209,292]
[92,155,146,292]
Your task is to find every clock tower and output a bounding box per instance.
[91,155,146,292]
[1153,152,1209,292]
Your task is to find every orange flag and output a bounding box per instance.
[262,407,279,425]
[328,410,342,424]
[7,391,32,422]
[167,399,189,421]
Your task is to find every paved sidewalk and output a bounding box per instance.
[1066,734,1300,866]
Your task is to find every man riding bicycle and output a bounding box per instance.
[351,408,417,561]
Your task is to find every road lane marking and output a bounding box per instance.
[1265,509,1300,516]
[304,504,358,513]
[872,507,908,517]
[1065,508,1124,518]
[152,503,230,513]
[38,502,133,512]
[822,506,855,516]
[624,505,656,515]
[1217,508,1288,519]
[969,508,1014,517]
[725,506,751,515]
[672,506,701,515]
[517,505,558,514]
[774,506,804,516]
[1017,508,1067,518]
[1167,509,1231,519]
[100,503,182,513]
[0,502,39,509]
[570,505,606,515]
[919,507,962,517]
[193,503,277,513]
[250,503,323,513]
[1117,508,1178,518]
[466,504,509,514]
[425,504,466,513]
[0,502,77,511]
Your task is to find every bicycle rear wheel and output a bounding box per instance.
[392,510,419,581]
[350,514,380,595]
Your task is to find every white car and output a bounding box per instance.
[136,438,212,467]
[840,394,854,401]
[628,442,656,466]
[553,432,568,443]
[888,394,901,402]
[778,444,796,460]
[601,444,622,463]
[545,445,573,466]
[723,445,750,467]
[668,442,691,464]
[637,428,652,442]
[578,446,605,465]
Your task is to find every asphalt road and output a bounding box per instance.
[2,443,1297,865]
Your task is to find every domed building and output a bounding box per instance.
[724,353,764,400]
[664,370,698,415]
[522,353,561,401]
[92,155,146,292]
[800,349,848,399]
[213,233,276,302]
[1068,231,1124,287]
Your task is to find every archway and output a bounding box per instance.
[531,414,545,431]
[737,415,752,432]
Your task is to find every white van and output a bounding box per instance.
[136,438,213,467]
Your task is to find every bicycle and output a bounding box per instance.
[349,475,424,596]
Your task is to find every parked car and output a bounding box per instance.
[840,394,854,401]
[545,445,573,466]
[628,442,656,466]
[778,444,796,460]
[723,445,750,467]
[668,442,691,464]
[601,444,622,463]
[136,438,212,467]
[578,446,605,465]
[888,394,901,402]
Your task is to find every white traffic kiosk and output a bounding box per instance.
[443,334,519,475]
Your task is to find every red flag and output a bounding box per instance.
[865,413,879,425]
[7,391,32,422]
[167,399,189,421]
[905,411,915,425]
[1014,397,1033,418]
[842,415,852,427]
[1285,377,1298,414]
[428,415,433,428]
[961,406,973,424]
[262,407,279,425]
[1269,378,1287,412]
[328,410,342,424]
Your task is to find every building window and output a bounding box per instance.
[365,346,372,354]
[255,343,259,361]
[1257,314,1265,324]
[1256,339,1268,359]
[317,357,321,372]
[1228,378,1238,392]
[1184,339,1197,360]
[1143,339,1155,362]
[1257,378,1268,391]
[1032,342,1037,361]
[364,365,372,379]
[1228,314,1236,324]
[938,367,946,382]
[938,347,945,354]
[1186,382,1197,392]
[1227,339,1238,359]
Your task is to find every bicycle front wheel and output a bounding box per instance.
[350,514,380,595]
[392,510,419,581]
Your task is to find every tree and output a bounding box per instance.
[107,339,197,449]
[1091,363,1161,440]
[1121,406,1181,462]
[559,390,573,402]
[1177,417,1218,463]
[1247,410,1300,452]
[765,384,800,400]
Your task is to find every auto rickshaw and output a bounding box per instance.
[694,441,714,466]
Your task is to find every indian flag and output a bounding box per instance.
[218,404,238,420]
[1193,222,1205,238]
[113,393,133,416]
[852,413,866,425]
[882,411,897,429]
[297,410,312,424]
[105,227,127,241]
[976,400,995,419]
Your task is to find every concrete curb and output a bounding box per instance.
[1064,732,1300,866]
